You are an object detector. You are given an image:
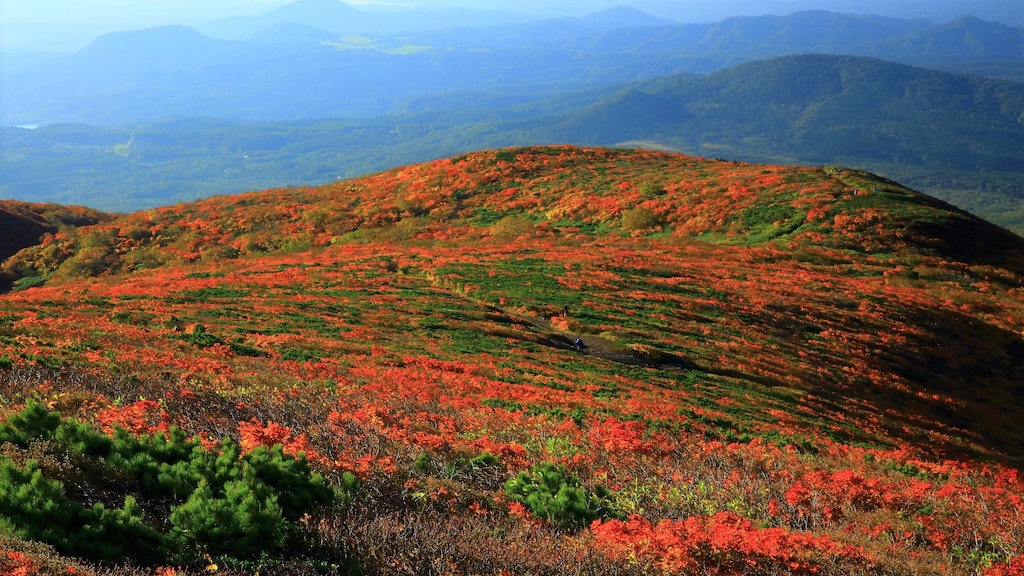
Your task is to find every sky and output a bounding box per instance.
[1,0,1005,24]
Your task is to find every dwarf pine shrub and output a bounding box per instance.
[167,475,288,559]
[0,403,345,565]
[0,460,163,563]
[504,461,617,530]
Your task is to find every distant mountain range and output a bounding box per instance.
[2,10,1022,125]
[4,0,1022,54]
[198,0,543,39]
[556,54,1024,169]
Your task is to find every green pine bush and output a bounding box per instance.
[0,460,162,563]
[0,402,61,446]
[168,476,287,558]
[0,404,344,566]
[504,461,616,530]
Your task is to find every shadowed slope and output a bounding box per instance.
[0,201,114,291]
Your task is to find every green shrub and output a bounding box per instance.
[229,340,269,357]
[279,347,322,362]
[168,476,287,558]
[0,404,342,566]
[12,275,47,291]
[0,460,163,563]
[491,215,535,238]
[640,181,666,198]
[0,402,62,446]
[179,324,224,348]
[469,451,500,470]
[244,444,335,521]
[621,206,663,232]
[413,452,432,475]
[504,462,616,530]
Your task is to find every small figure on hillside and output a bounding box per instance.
[574,337,585,352]
[562,305,570,318]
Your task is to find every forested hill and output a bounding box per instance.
[565,53,1024,166]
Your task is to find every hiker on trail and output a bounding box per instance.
[574,337,585,352]
[562,305,569,317]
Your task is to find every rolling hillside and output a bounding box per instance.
[0,147,1022,574]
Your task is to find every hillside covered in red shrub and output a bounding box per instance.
[0,147,1021,575]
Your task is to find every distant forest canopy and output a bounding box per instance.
[2,55,1022,234]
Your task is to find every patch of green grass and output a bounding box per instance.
[434,257,580,311]
[173,287,248,302]
[279,348,322,363]
[551,218,614,235]
[731,203,806,243]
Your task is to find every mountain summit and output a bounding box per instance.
[580,6,675,29]
[263,0,361,25]
[201,0,363,39]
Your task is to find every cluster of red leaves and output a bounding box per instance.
[237,418,323,464]
[0,551,41,576]
[986,556,1024,576]
[778,461,1024,555]
[592,511,868,575]
[94,399,169,435]
[0,550,84,576]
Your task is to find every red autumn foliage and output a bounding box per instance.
[0,147,1022,574]
[592,511,870,574]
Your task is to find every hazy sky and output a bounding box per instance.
[1,0,1000,24]
[1,0,1016,52]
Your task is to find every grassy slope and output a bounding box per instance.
[0,146,1022,574]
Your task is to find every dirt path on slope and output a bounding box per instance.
[517,312,787,388]
[521,314,694,371]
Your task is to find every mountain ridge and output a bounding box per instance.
[4,10,1022,126]
[5,146,1023,285]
